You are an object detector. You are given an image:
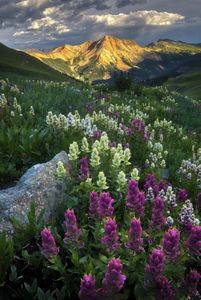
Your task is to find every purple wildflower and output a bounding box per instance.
[144,174,169,196]
[158,180,169,192]
[183,270,201,297]
[126,218,144,252]
[186,225,201,256]
[64,209,82,246]
[89,192,99,218]
[102,258,126,295]
[80,156,89,180]
[177,188,188,202]
[126,180,145,216]
[163,228,180,262]
[92,129,102,140]
[109,141,117,148]
[97,192,114,218]
[156,276,173,300]
[150,197,166,230]
[132,118,145,132]
[144,174,156,191]
[101,218,119,252]
[144,248,165,286]
[79,274,98,300]
[40,227,59,257]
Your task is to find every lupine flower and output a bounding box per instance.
[166,216,174,227]
[98,192,114,218]
[101,218,119,252]
[102,258,126,295]
[150,197,166,230]
[97,171,108,190]
[117,171,127,191]
[126,218,144,252]
[185,225,201,256]
[144,248,165,286]
[112,152,121,168]
[145,187,155,202]
[40,227,59,257]
[68,142,80,161]
[183,270,201,296]
[156,276,173,300]
[162,186,177,208]
[57,161,66,178]
[122,148,131,165]
[80,156,89,180]
[81,137,90,153]
[99,133,109,151]
[90,148,100,167]
[79,274,98,300]
[179,200,199,227]
[89,192,99,218]
[64,209,82,246]
[126,180,145,216]
[177,188,188,202]
[130,168,140,181]
[163,228,180,262]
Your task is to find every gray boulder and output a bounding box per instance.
[0,151,70,234]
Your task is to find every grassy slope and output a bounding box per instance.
[0,43,71,80]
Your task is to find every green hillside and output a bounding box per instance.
[166,72,201,99]
[0,43,71,80]
[149,39,201,54]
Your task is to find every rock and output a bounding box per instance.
[0,151,70,234]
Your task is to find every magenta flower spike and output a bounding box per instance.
[126,180,145,216]
[40,227,59,257]
[101,218,119,252]
[184,270,201,297]
[126,218,144,252]
[163,228,180,262]
[102,258,126,295]
[144,248,165,286]
[97,192,114,218]
[89,192,99,218]
[79,274,98,300]
[185,225,201,256]
[150,197,166,230]
[156,276,173,300]
[64,209,81,245]
[80,156,89,180]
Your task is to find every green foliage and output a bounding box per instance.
[10,202,44,248]
[114,76,132,91]
[0,232,14,286]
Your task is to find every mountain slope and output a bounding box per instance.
[26,36,201,83]
[148,39,201,54]
[0,42,71,80]
[27,35,159,80]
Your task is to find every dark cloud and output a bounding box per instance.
[116,0,147,8]
[0,0,200,49]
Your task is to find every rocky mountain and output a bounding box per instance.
[26,35,201,82]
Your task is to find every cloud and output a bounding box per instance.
[84,11,185,27]
[0,0,200,49]
[28,17,56,30]
[116,0,148,8]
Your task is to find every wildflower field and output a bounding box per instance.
[0,76,201,299]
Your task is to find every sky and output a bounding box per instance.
[0,0,201,49]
